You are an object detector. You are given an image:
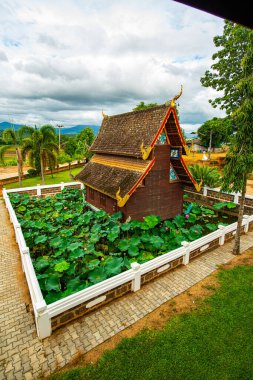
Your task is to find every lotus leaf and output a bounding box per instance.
[34,235,48,244]
[68,241,83,252]
[149,235,164,248]
[206,223,217,231]
[121,223,131,231]
[86,259,100,270]
[88,267,107,284]
[103,257,124,276]
[107,225,120,242]
[69,248,86,259]
[34,257,50,271]
[54,260,70,272]
[143,215,160,229]
[118,239,129,251]
[128,245,139,256]
[45,274,61,292]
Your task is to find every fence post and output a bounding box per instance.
[131,262,141,292]
[243,215,249,233]
[181,241,190,265]
[15,223,21,243]
[218,225,226,245]
[35,301,51,339]
[203,186,207,196]
[233,193,239,204]
[37,184,41,197]
[61,182,65,190]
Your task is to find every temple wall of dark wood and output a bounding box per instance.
[86,188,117,214]
[85,145,183,221]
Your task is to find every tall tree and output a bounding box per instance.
[77,127,95,147]
[0,126,34,187]
[201,22,253,255]
[197,117,233,148]
[22,125,59,185]
[201,21,250,114]
[75,127,95,161]
[133,102,158,111]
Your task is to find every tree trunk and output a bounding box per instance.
[233,180,246,255]
[69,162,72,175]
[40,152,45,185]
[16,148,23,187]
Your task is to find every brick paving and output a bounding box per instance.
[0,198,253,379]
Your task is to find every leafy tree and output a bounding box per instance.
[77,127,95,147]
[197,117,233,148]
[221,31,253,255]
[58,152,73,176]
[201,20,251,115]
[22,125,59,185]
[0,130,6,145]
[201,22,253,255]
[189,164,222,188]
[75,127,95,161]
[75,140,92,161]
[133,102,158,111]
[0,126,34,187]
[63,137,77,157]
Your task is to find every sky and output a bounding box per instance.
[0,0,226,132]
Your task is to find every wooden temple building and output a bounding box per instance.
[76,91,200,221]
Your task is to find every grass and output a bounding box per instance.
[50,264,253,380]
[4,167,81,189]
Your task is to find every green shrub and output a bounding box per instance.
[27,168,39,177]
[189,164,222,188]
[5,159,17,166]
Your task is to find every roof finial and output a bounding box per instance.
[140,142,153,160]
[195,177,203,192]
[170,85,183,108]
[102,110,108,118]
[116,188,130,207]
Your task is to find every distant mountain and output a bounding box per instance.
[0,122,100,135]
[60,125,100,135]
[0,121,23,131]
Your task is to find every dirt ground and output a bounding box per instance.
[50,247,253,375]
[0,165,31,180]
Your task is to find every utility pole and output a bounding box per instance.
[208,129,213,160]
[57,124,64,150]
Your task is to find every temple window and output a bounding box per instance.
[169,165,179,181]
[170,148,180,158]
[156,132,167,145]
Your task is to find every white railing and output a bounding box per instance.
[5,181,82,194]
[3,183,253,339]
[202,186,253,204]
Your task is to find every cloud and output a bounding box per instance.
[0,50,8,61]
[0,0,225,127]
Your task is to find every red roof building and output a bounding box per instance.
[76,94,199,221]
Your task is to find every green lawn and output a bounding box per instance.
[5,167,82,189]
[51,262,253,380]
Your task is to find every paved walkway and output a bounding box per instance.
[0,199,253,380]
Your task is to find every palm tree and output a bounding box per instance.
[22,125,59,185]
[0,126,34,187]
[188,164,222,188]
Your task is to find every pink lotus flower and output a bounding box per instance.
[165,226,169,231]
[185,214,189,219]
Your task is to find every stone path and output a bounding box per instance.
[0,199,253,380]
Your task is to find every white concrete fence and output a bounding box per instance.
[3,182,253,339]
[202,186,253,204]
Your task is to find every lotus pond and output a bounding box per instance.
[10,188,237,304]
